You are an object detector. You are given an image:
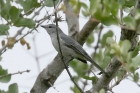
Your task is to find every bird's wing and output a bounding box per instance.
[60,34,90,59]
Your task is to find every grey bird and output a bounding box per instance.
[41,24,106,74]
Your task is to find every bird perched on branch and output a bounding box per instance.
[41,24,106,74]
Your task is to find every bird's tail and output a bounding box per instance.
[88,57,106,74]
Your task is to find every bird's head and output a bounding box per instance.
[41,24,62,35]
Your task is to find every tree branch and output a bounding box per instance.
[77,17,100,45]
[64,0,79,38]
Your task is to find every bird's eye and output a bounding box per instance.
[48,25,52,28]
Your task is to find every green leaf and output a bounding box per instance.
[70,60,88,76]
[0,0,5,7]
[102,56,111,68]
[82,9,90,17]
[0,24,9,35]
[82,76,98,84]
[133,72,139,82]
[110,1,120,16]
[90,0,102,16]
[101,16,118,26]
[72,76,80,82]
[131,55,140,68]
[131,45,139,58]
[1,0,11,20]
[45,0,59,7]
[130,66,135,73]
[70,60,78,69]
[86,33,94,47]
[82,76,95,80]
[110,42,121,55]
[16,0,41,14]
[94,7,102,19]
[80,2,88,9]
[73,1,81,14]
[94,49,104,65]
[99,89,106,93]
[101,31,114,46]
[81,2,90,17]
[110,49,116,54]
[124,0,136,7]
[134,9,140,20]
[70,0,76,5]
[120,40,131,59]
[103,46,114,58]
[106,37,115,44]
[14,18,35,28]
[0,83,18,93]
[123,16,136,29]
[102,0,112,16]
[8,83,18,93]
[0,65,11,83]
[0,90,6,93]
[99,89,105,93]
[9,6,21,22]
[70,85,81,93]
[118,0,125,6]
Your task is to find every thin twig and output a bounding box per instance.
[94,24,103,52]
[0,70,30,79]
[53,0,83,93]
[48,81,59,92]
[82,25,103,90]
[33,35,41,72]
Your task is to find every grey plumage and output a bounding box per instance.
[41,24,106,74]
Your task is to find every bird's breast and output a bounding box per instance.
[51,37,77,57]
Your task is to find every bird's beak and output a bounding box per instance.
[41,25,46,28]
